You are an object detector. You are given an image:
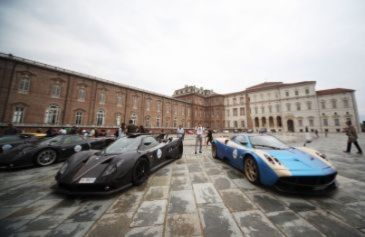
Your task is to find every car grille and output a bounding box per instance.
[278,173,337,186]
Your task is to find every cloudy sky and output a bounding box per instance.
[1,0,364,119]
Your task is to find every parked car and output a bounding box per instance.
[54,134,183,195]
[211,134,337,193]
[0,134,39,154]
[0,135,115,168]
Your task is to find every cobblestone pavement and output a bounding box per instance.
[0,134,365,237]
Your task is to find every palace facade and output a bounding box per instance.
[0,53,361,133]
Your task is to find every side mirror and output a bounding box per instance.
[225,139,229,144]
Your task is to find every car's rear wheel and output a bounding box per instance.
[244,156,260,184]
[212,144,218,159]
[132,158,149,185]
[35,149,57,166]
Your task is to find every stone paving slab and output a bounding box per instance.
[125,225,164,237]
[233,210,284,237]
[85,212,133,237]
[168,190,197,214]
[192,183,222,204]
[267,210,323,237]
[219,189,255,212]
[198,203,242,237]
[130,200,167,227]
[165,213,202,236]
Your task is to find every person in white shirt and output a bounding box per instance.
[195,123,204,154]
[59,128,67,135]
[176,125,185,140]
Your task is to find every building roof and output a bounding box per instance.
[316,88,355,96]
[246,81,316,92]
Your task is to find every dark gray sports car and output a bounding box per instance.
[54,134,183,195]
[0,135,115,168]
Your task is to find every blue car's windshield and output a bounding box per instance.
[103,137,141,154]
[249,135,289,150]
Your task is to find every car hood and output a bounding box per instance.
[265,148,330,171]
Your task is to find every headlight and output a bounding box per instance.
[59,162,69,175]
[2,144,13,152]
[102,164,117,176]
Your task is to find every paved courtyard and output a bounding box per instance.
[0,133,365,237]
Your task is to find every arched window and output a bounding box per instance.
[45,104,60,124]
[18,76,30,93]
[12,106,25,123]
[131,113,137,125]
[51,84,61,98]
[96,109,105,126]
[75,111,83,125]
[145,116,151,128]
[117,94,123,107]
[157,100,161,112]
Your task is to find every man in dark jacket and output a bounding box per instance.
[344,120,362,154]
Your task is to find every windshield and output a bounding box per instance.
[249,135,289,150]
[103,137,141,154]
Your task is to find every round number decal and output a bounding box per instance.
[156,149,162,159]
[2,144,12,151]
[74,145,82,152]
[232,149,238,159]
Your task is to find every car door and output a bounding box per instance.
[231,135,249,170]
[140,136,166,167]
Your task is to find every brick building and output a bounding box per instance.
[0,53,361,133]
[0,53,194,133]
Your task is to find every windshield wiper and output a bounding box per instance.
[253,144,282,150]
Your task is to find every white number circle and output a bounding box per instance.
[232,149,238,159]
[157,149,162,159]
[74,145,82,152]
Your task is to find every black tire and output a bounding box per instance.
[132,158,150,185]
[176,145,183,159]
[35,149,58,166]
[244,156,260,184]
[212,144,218,159]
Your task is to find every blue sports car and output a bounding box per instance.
[212,134,337,193]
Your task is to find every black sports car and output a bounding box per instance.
[54,134,183,195]
[0,135,115,168]
[0,134,39,154]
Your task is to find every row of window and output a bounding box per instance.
[12,105,187,128]
[17,77,190,114]
[226,120,246,128]
[226,107,246,117]
[320,98,349,109]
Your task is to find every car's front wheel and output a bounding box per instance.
[244,156,260,184]
[35,149,58,166]
[132,158,150,185]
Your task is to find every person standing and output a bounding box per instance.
[195,124,204,154]
[177,125,185,140]
[206,127,213,146]
[127,120,137,134]
[344,121,362,154]
[59,127,67,135]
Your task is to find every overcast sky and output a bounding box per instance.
[0,0,364,120]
